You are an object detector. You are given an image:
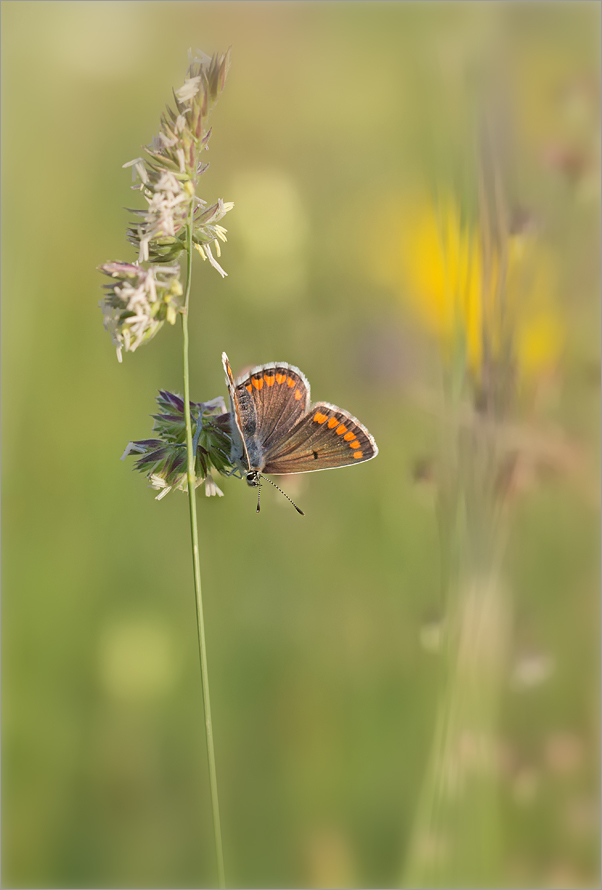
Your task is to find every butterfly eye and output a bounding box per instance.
[246,472,259,487]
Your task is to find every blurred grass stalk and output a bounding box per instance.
[403,427,511,887]
[402,121,534,888]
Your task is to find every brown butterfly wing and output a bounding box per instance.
[262,402,378,475]
[231,361,311,454]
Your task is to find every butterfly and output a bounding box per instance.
[222,352,378,513]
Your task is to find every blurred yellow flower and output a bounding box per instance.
[376,194,563,383]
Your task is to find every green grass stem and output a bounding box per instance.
[182,214,226,889]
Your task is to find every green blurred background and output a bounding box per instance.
[2,2,599,888]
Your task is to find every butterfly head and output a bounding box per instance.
[245,471,260,488]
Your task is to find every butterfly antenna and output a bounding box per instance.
[260,474,305,515]
[256,478,262,513]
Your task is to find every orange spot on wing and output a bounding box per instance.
[294,389,302,400]
[349,440,360,449]
[246,384,253,394]
[252,376,263,390]
[343,431,355,441]
[287,377,295,388]
[328,416,338,428]
[353,451,364,459]
[313,412,328,424]
[264,374,275,386]
[276,373,286,384]
[336,425,348,436]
